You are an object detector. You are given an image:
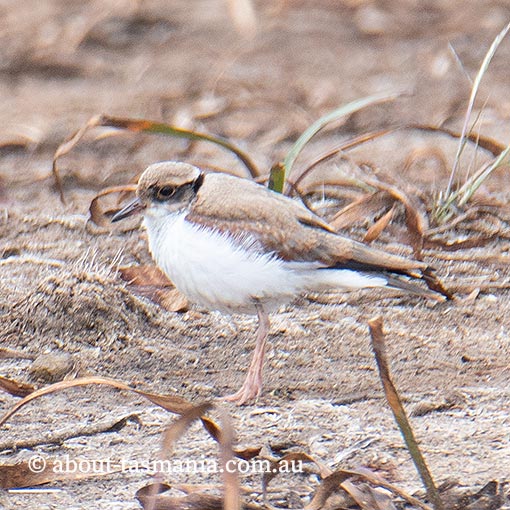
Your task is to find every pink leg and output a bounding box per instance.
[224,305,270,405]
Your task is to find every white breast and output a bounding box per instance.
[143,211,306,314]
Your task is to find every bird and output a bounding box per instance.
[112,161,449,405]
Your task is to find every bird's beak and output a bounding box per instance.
[111,197,146,223]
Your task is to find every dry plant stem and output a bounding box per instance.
[0,414,138,452]
[368,317,444,510]
[289,127,398,194]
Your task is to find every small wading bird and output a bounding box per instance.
[112,161,449,404]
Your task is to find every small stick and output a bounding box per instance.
[368,317,444,510]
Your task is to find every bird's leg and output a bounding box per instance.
[224,304,270,405]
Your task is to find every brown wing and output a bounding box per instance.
[186,173,428,277]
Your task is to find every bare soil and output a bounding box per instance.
[1,1,510,509]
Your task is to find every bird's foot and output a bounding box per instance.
[224,378,261,406]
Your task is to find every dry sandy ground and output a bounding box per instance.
[1,1,510,509]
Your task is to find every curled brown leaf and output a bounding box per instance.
[89,184,137,227]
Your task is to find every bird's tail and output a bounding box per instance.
[384,268,452,302]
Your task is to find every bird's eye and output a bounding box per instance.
[156,186,176,200]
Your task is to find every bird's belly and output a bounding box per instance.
[145,214,301,314]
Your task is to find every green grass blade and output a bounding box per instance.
[268,162,286,193]
[283,91,401,176]
[444,21,510,199]
[457,145,510,207]
[100,116,260,178]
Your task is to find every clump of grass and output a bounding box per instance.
[434,21,510,224]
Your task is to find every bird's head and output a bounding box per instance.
[111,161,204,222]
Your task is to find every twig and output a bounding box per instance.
[368,317,444,510]
[0,414,139,452]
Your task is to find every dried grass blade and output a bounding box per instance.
[292,128,399,193]
[200,417,261,460]
[52,114,103,203]
[425,234,500,251]
[0,348,34,360]
[344,467,433,510]
[263,452,332,500]
[161,402,213,454]
[364,178,428,256]
[410,124,505,158]
[0,458,114,489]
[341,479,396,510]
[89,184,137,227]
[0,376,193,428]
[227,0,257,37]
[456,145,510,207]
[142,403,214,510]
[137,488,226,510]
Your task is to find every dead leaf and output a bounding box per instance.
[119,265,173,287]
[153,288,189,312]
[0,376,35,398]
[201,417,261,460]
[330,191,394,230]
[305,470,352,510]
[341,479,396,510]
[119,265,189,312]
[364,204,396,243]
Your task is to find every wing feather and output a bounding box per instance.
[186,173,428,276]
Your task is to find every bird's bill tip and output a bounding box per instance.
[111,197,145,223]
